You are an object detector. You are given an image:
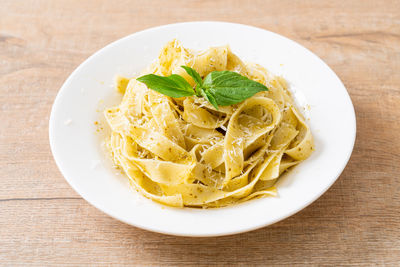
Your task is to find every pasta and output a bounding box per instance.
[104,40,313,208]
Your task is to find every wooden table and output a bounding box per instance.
[1,0,399,265]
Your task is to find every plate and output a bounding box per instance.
[49,22,356,237]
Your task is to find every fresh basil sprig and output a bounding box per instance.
[136,66,268,109]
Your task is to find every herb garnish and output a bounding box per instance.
[136,66,268,109]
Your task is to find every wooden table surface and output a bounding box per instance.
[1,0,400,265]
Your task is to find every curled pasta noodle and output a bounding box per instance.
[104,40,314,208]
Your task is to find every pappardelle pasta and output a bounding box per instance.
[104,40,313,208]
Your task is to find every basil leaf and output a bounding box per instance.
[198,87,219,110]
[180,66,203,90]
[137,74,195,98]
[203,71,268,106]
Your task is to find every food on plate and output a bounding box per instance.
[104,40,313,208]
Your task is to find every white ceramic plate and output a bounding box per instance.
[49,21,356,237]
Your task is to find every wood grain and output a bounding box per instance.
[1,0,399,265]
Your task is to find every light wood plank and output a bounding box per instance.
[1,0,399,265]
